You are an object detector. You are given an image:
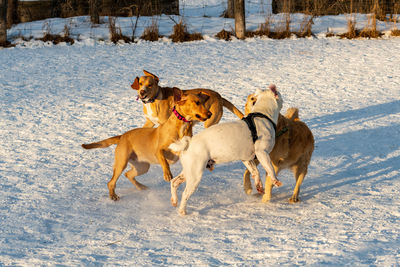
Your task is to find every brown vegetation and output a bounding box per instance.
[141,19,161,41]
[170,21,203,42]
[215,29,234,41]
[108,17,132,44]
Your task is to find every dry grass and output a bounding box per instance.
[295,14,314,38]
[0,41,13,48]
[246,13,292,39]
[141,19,161,41]
[273,1,292,39]
[109,17,132,44]
[359,1,383,39]
[170,20,203,42]
[392,29,400,36]
[37,22,74,44]
[215,29,234,41]
[339,16,358,39]
[390,2,400,37]
[258,15,272,37]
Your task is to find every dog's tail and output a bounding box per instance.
[169,136,191,153]
[285,107,300,121]
[82,135,121,149]
[222,98,244,119]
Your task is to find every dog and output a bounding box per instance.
[131,70,244,129]
[243,93,314,203]
[169,85,283,215]
[82,90,212,201]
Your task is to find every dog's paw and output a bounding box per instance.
[289,196,300,203]
[261,194,271,203]
[110,194,120,201]
[255,182,264,194]
[178,209,187,216]
[164,172,172,182]
[171,197,178,207]
[244,187,253,195]
[273,180,282,187]
[136,183,148,191]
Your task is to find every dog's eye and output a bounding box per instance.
[196,101,200,105]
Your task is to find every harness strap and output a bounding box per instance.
[276,126,288,138]
[172,106,190,123]
[242,112,277,143]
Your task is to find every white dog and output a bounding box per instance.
[169,85,284,215]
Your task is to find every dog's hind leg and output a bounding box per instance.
[107,144,130,201]
[263,164,280,203]
[289,161,308,203]
[242,160,263,194]
[170,172,185,207]
[178,160,206,215]
[125,161,150,190]
[243,158,260,195]
[243,169,252,195]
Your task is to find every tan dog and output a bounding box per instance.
[131,70,244,128]
[243,93,314,203]
[82,90,212,201]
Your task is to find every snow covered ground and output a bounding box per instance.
[1,0,400,266]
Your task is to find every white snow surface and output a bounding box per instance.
[1,1,400,266]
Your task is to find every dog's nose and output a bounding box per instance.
[207,111,212,118]
[139,90,146,97]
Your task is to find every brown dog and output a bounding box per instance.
[131,70,244,128]
[82,90,212,201]
[243,93,314,203]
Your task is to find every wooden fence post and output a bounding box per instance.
[0,0,7,46]
[234,0,245,39]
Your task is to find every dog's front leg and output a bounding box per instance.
[255,149,282,187]
[242,160,263,194]
[170,173,185,207]
[156,149,172,181]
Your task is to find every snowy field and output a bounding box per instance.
[1,0,400,266]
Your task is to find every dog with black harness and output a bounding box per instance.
[168,85,283,215]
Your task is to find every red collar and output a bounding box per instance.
[172,107,190,122]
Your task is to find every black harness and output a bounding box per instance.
[242,112,277,143]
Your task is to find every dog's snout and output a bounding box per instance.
[139,90,146,96]
[207,111,212,118]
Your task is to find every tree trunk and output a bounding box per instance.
[226,0,234,18]
[6,0,17,28]
[0,0,7,45]
[234,0,245,39]
[90,0,99,24]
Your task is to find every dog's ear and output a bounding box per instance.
[197,92,210,103]
[173,87,183,102]
[269,84,279,98]
[143,70,159,83]
[131,77,140,90]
